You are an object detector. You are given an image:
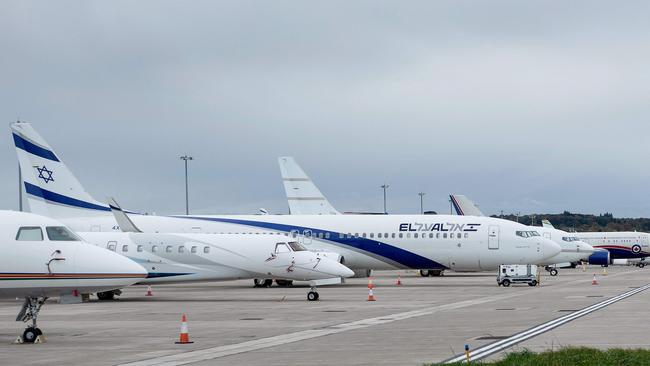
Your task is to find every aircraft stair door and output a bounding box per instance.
[488,225,499,250]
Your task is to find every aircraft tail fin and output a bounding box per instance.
[541,219,555,229]
[449,194,485,216]
[11,121,110,218]
[278,157,340,215]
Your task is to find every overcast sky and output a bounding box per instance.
[1,1,650,217]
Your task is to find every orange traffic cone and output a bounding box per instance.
[591,274,599,285]
[175,314,194,344]
[367,288,376,301]
[396,275,402,286]
[367,278,374,289]
[145,286,153,296]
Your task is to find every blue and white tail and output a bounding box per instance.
[11,121,111,218]
[449,194,485,216]
[278,157,340,215]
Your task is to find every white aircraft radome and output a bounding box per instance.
[0,210,147,343]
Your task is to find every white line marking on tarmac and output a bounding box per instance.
[443,283,650,363]
[116,292,526,366]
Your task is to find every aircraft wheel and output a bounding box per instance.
[23,327,41,343]
[529,280,538,287]
[429,270,443,277]
[549,269,558,276]
[307,291,319,301]
[501,279,511,287]
[419,270,429,277]
[639,263,645,269]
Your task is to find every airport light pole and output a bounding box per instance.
[18,164,22,212]
[180,155,193,215]
[381,184,389,214]
[418,192,425,214]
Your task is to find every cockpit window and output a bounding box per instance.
[275,242,291,253]
[288,241,307,251]
[16,227,43,241]
[562,237,580,242]
[516,231,541,238]
[46,226,81,241]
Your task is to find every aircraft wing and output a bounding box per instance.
[108,197,142,233]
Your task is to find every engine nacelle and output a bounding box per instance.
[588,250,611,266]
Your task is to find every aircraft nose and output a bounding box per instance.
[578,241,595,254]
[542,238,561,259]
[317,257,355,278]
[76,244,148,286]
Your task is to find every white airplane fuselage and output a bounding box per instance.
[0,211,147,298]
[78,232,354,284]
[62,214,561,272]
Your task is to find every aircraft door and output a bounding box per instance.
[488,226,499,250]
[302,229,312,245]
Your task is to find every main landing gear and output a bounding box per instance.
[307,287,320,301]
[16,297,47,343]
[419,269,444,277]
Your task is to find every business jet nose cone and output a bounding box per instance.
[320,257,355,278]
[77,244,148,285]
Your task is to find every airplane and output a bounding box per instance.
[11,122,563,281]
[276,159,593,277]
[449,195,595,275]
[78,200,354,301]
[0,210,147,343]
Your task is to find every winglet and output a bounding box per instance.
[108,197,142,233]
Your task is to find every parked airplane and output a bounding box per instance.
[0,210,147,343]
[449,195,595,275]
[78,200,354,301]
[11,122,562,280]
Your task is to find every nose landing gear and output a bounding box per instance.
[15,297,48,343]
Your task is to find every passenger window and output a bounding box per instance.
[436,233,440,239]
[392,233,396,238]
[46,226,80,241]
[122,245,128,252]
[414,233,419,238]
[370,233,374,238]
[399,233,403,238]
[179,246,185,253]
[362,233,367,238]
[457,233,462,239]
[377,233,382,238]
[137,245,143,252]
[204,246,210,254]
[152,245,158,252]
[16,227,43,241]
[166,246,172,253]
[325,233,331,239]
[443,233,447,239]
[107,241,117,251]
[464,233,469,239]
[429,233,434,238]
[407,233,411,238]
[191,246,197,253]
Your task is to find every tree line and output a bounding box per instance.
[493,211,650,232]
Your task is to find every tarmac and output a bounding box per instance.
[0,265,648,365]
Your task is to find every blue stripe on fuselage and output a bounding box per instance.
[24,182,111,211]
[13,133,60,162]
[178,216,446,269]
